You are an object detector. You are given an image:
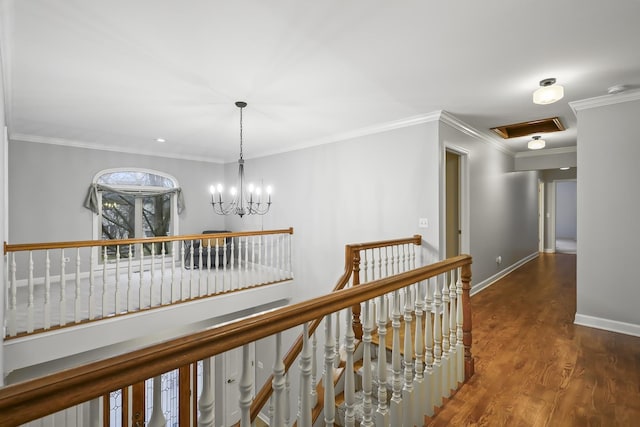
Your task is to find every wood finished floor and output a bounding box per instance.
[428,253,640,427]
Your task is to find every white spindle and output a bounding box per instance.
[180,241,186,300]
[361,300,373,427]
[240,344,253,427]
[311,329,318,407]
[189,240,194,297]
[102,247,108,318]
[8,253,16,335]
[223,239,229,292]
[160,243,166,304]
[344,307,356,427]
[45,250,52,328]
[285,372,291,426]
[230,239,236,290]
[390,290,402,427]
[269,235,274,282]
[414,281,426,423]
[206,240,212,294]
[139,246,145,309]
[442,273,451,398]
[127,245,133,312]
[147,375,166,427]
[449,270,458,391]
[433,276,443,410]
[198,357,215,427]
[324,315,336,427]
[27,251,34,333]
[456,268,465,385]
[251,237,256,285]
[114,246,121,314]
[244,236,250,286]
[403,285,415,427]
[297,323,312,427]
[60,249,67,326]
[74,248,81,323]
[424,277,434,416]
[214,239,221,293]
[198,240,203,296]
[272,332,285,426]
[334,311,341,368]
[171,241,176,303]
[288,233,293,279]
[375,295,389,425]
[150,243,156,306]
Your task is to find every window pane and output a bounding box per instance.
[101,193,135,259]
[98,171,175,188]
[142,194,172,256]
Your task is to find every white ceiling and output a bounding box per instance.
[2,0,640,162]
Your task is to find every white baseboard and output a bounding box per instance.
[543,248,555,254]
[574,314,640,337]
[470,252,539,296]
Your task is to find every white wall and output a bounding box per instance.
[0,31,6,386]
[8,140,226,243]
[555,181,576,240]
[574,94,640,335]
[515,148,577,171]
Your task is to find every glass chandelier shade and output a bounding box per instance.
[533,78,564,105]
[210,101,272,217]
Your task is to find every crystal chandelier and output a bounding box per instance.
[209,101,272,217]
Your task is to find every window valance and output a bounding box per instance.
[84,184,185,215]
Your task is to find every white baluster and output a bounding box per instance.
[449,270,458,391]
[297,323,312,427]
[198,239,203,296]
[171,241,176,303]
[214,239,221,293]
[89,397,101,427]
[244,236,249,287]
[127,244,133,312]
[150,243,156,306]
[114,246,121,314]
[456,268,465,385]
[272,332,285,426]
[377,247,383,280]
[160,243,166,304]
[139,246,145,309]
[269,235,274,282]
[390,290,402,427]
[240,345,253,427]
[206,239,212,294]
[198,357,215,427]
[424,277,434,416]
[74,248,81,323]
[8,253,17,335]
[285,372,291,426]
[324,315,336,426]
[268,396,274,427]
[180,241,186,300]
[442,273,451,398]
[311,329,318,407]
[334,311,341,368]
[60,249,67,326]
[148,375,166,427]
[251,236,256,285]
[230,239,235,290]
[223,239,229,292]
[288,233,294,279]
[189,240,194,298]
[375,295,389,425]
[27,251,34,333]
[433,276,443,410]
[414,281,426,424]
[403,285,415,427]
[361,300,373,427]
[344,307,356,427]
[45,250,52,328]
[411,242,417,269]
[102,247,108,318]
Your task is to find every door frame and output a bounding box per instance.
[440,144,470,259]
[538,180,545,252]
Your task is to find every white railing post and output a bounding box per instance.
[239,345,253,427]
[8,253,16,336]
[424,277,434,417]
[45,250,52,328]
[285,372,291,426]
[414,281,426,424]
[102,246,108,319]
[344,307,356,427]
[160,243,166,304]
[390,290,402,427]
[441,273,451,399]
[324,315,336,427]
[297,323,312,427]
[334,311,341,369]
[114,246,121,315]
[375,295,389,426]
[456,268,465,385]
[361,300,374,427]
[139,246,145,309]
[60,249,67,326]
[272,332,285,426]
[449,270,458,391]
[74,248,81,323]
[148,375,166,427]
[198,357,215,427]
[402,285,415,427]
[311,329,318,408]
[127,245,133,312]
[433,275,443,411]
[27,251,34,333]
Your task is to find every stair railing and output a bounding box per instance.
[0,253,473,426]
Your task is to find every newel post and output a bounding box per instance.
[351,249,363,339]
[461,262,475,380]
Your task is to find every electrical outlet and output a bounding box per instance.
[257,361,263,369]
[496,256,502,264]
[418,218,429,228]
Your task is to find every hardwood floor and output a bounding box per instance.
[428,253,640,427]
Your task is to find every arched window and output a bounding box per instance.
[85,168,183,259]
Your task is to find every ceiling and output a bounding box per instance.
[2,0,640,162]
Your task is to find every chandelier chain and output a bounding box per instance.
[239,105,244,160]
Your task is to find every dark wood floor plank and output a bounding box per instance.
[427,254,640,427]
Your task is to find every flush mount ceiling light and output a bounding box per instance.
[209,101,272,218]
[528,135,546,150]
[533,78,564,105]
[560,167,570,170]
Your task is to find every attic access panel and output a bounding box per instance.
[490,117,565,139]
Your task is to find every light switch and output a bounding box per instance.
[418,218,429,228]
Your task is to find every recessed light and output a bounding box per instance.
[560,167,570,170]
[155,138,166,143]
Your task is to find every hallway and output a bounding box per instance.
[428,254,640,426]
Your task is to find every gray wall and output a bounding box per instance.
[576,97,640,328]
[541,168,577,250]
[8,141,226,243]
[556,181,576,240]
[0,45,6,386]
[439,123,539,285]
[515,149,577,171]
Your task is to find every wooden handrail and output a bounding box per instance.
[249,234,422,421]
[3,227,294,253]
[0,252,470,426]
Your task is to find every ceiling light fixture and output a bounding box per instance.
[560,167,570,170]
[533,78,564,105]
[528,135,546,150]
[155,138,166,143]
[209,101,272,218]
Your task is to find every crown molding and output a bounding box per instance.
[570,89,640,116]
[514,145,577,159]
[254,111,443,159]
[9,133,225,164]
[439,110,515,156]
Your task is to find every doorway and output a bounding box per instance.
[555,180,577,253]
[445,151,460,258]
